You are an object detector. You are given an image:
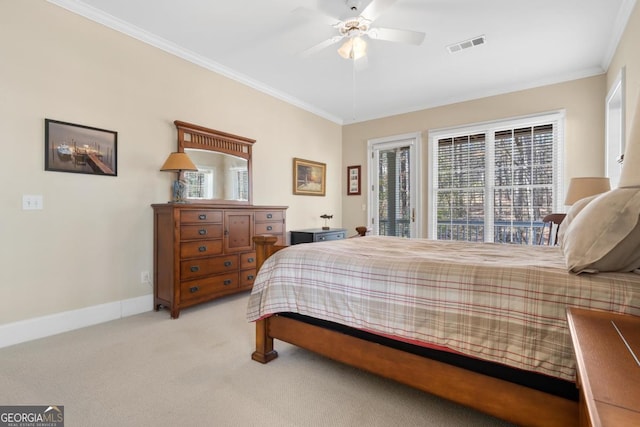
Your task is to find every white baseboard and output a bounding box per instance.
[0,294,154,349]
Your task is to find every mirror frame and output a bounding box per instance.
[174,120,254,204]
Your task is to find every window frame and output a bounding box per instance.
[606,67,625,188]
[427,110,565,242]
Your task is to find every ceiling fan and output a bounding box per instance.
[300,0,426,60]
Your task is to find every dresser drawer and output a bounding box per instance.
[255,211,284,222]
[180,273,238,303]
[239,269,257,287]
[255,222,283,234]
[240,252,257,269]
[180,255,238,280]
[180,240,223,259]
[180,224,223,241]
[180,210,223,224]
[315,230,346,242]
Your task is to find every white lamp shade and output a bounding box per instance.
[337,36,367,60]
[565,177,611,205]
[619,91,640,188]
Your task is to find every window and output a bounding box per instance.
[429,111,564,244]
[378,145,412,237]
[231,167,249,201]
[185,167,215,199]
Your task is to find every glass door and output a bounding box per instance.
[368,133,420,237]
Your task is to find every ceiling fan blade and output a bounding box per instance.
[367,27,425,45]
[359,0,398,22]
[299,35,345,58]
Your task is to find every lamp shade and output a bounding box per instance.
[564,177,611,205]
[618,91,640,188]
[338,36,367,60]
[160,152,197,172]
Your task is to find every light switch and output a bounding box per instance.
[22,195,43,210]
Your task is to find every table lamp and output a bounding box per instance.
[160,152,198,203]
[564,177,611,205]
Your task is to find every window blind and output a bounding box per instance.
[431,112,563,244]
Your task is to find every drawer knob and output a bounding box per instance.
[198,214,206,220]
[198,246,207,252]
[224,261,232,267]
[248,257,254,263]
[223,279,232,286]
[319,236,326,240]
[189,286,199,293]
[266,213,273,219]
[198,229,207,235]
[247,274,255,280]
[266,225,273,231]
[190,266,200,273]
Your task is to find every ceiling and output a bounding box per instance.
[50,0,635,124]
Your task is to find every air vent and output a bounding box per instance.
[447,35,486,54]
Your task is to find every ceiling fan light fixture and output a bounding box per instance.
[338,36,367,60]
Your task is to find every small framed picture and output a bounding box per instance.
[293,158,326,196]
[45,119,117,176]
[347,165,361,195]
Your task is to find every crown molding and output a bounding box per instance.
[46,0,343,124]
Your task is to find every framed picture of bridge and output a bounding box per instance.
[45,119,117,176]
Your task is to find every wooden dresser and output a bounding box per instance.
[567,307,640,426]
[152,203,286,318]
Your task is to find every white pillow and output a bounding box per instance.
[557,194,598,246]
[562,188,640,273]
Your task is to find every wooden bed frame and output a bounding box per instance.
[250,235,579,427]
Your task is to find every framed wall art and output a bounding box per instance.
[45,119,117,176]
[347,165,361,195]
[293,158,326,196]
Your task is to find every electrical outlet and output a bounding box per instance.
[141,271,151,284]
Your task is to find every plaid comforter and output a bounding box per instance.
[246,236,640,381]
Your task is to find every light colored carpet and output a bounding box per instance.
[0,293,514,426]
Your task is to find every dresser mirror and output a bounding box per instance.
[175,120,254,204]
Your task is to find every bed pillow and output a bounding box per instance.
[557,194,598,246]
[561,188,640,273]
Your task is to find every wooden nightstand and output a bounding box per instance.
[566,307,640,426]
[290,228,347,245]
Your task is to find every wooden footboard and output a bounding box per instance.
[251,234,578,427]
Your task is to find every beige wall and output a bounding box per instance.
[0,1,342,325]
[342,1,639,237]
[342,76,607,236]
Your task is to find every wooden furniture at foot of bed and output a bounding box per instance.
[567,307,640,426]
[251,234,579,427]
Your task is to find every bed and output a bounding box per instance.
[247,189,640,426]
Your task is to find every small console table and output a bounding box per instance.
[290,228,347,245]
[567,307,640,426]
